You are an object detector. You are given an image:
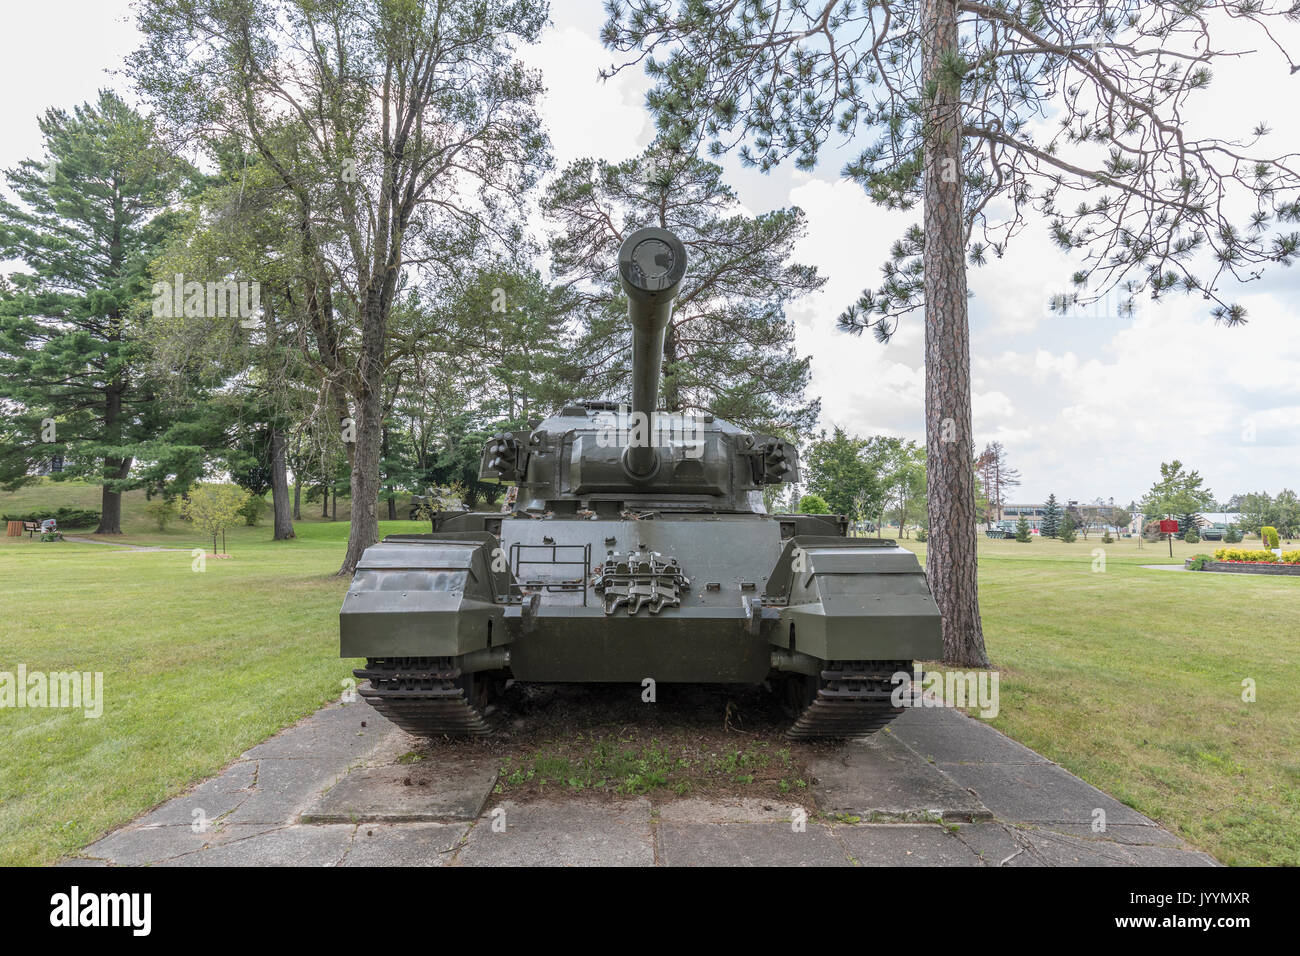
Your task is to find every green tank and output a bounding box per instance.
[340,227,941,738]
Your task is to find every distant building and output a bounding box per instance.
[1203,512,1243,527]
[1002,502,1048,531]
[35,454,65,476]
[1001,499,1128,535]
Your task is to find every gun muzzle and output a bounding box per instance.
[617,227,688,477]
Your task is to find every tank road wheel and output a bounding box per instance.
[779,670,820,718]
[785,660,912,740]
[354,656,496,738]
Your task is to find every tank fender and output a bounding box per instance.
[762,536,942,661]
[339,532,514,658]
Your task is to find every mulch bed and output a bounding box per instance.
[394,682,841,807]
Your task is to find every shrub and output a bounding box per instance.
[1187,554,1212,571]
[914,527,928,542]
[1183,526,1200,544]
[1282,550,1300,565]
[798,494,829,515]
[144,498,177,531]
[1223,525,1243,544]
[237,496,265,527]
[1214,548,1278,563]
[1101,530,1114,544]
[2,507,100,528]
[181,484,252,550]
[1261,526,1280,549]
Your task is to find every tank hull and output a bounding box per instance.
[340,514,942,700]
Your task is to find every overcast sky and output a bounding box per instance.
[2,1,1297,506]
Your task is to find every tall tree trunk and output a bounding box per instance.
[293,479,301,520]
[338,261,393,574]
[95,384,129,534]
[98,483,123,535]
[270,429,295,540]
[322,483,329,518]
[340,361,383,573]
[922,0,989,668]
[383,423,396,521]
[662,322,680,411]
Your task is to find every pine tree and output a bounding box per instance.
[1059,513,1077,543]
[1014,516,1032,543]
[0,91,187,532]
[544,138,823,434]
[1041,494,1062,539]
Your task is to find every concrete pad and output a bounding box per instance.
[1033,822,1185,847]
[302,760,498,823]
[160,824,356,867]
[809,733,991,822]
[225,758,352,824]
[659,822,850,866]
[654,798,806,825]
[889,709,1049,765]
[1119,844,1219,867]
[203,759,259,792]
[80,822,279,866]
[951,822,1041,867]
[1015,827,1138,867]
[342,823,472,866]
[454,800,653,867]
[242,701,392,760]
[834,824,983,866]
[934,762,1150,826]
[133,783,250,828]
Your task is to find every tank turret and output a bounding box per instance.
[476,228,799,513]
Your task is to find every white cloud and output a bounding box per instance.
[519,24,652,170]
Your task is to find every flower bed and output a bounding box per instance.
[1188,556,1300,576]
[1212,548,1300,564]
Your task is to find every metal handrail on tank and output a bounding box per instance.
[616,226,688,477]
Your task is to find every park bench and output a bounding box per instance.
[18,519,63,541]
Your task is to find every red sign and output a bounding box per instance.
[1158,519,1180,533]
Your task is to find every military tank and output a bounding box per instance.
[340,227,941,739]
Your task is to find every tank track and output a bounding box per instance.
[354,656,493,737]
[356,657,911,740]
[786,660,911,740]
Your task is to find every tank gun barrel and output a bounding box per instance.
[617,227,688,476]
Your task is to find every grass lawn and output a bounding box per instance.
[2,479,1297,865]
[0,480,421,865]
[894,530,1300,866]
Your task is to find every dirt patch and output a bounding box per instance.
[390,682,841,810]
